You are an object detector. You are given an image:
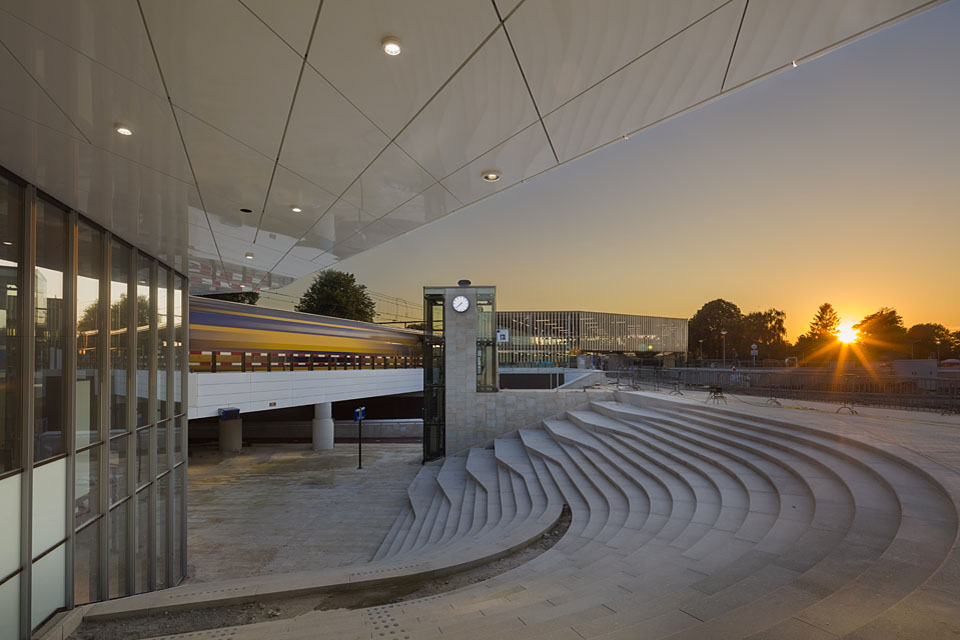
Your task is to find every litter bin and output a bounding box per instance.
[218,407,242,454]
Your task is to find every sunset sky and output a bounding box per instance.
[278,1,960,341]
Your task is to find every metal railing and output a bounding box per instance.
[621,367,960,414]
[189,350,423,373]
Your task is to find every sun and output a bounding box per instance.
[837,323,859,344]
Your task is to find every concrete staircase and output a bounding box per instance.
[88,392,960,639]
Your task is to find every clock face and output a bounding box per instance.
[452,295,470,313]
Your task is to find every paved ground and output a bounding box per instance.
[186,442,422,582]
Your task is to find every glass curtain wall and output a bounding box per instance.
[475,288,497,392]
[422,289,445,462]
[0,166,188,640]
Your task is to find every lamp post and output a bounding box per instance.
[698,339,704,359]
[721,330,728,367]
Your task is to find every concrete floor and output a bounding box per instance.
[185,442,422,582]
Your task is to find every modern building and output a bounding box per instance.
[0,1,943,637]
[497,311,688,367]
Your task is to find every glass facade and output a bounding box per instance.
[422,289,445,462]
[497,311,689,367]
[475,288,497,392]
[0,167,189,639]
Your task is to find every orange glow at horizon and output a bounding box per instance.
[837,323,859,344]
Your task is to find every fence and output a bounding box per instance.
[610,367,960,414]
[189,350,422,373]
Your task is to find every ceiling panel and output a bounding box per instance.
[175,108,274,244]
[308,0,499,138]
[0,14,193,182]
[0,0,166,97]
[543,0,744,163]
[724,0,930,89]
[0,41,84,139]
[140,0,302,158]
[257,164,338,243]
[508,0,728,115]
[279,64,389,196]
[493,0,523,18]
[441,122,556,206]
[241,0,321,56]
[396,28,540,180]
[380,182,462,235]
[341,143,436,217]
[270,253,322,280]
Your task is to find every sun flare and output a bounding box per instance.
[837,323,859,344]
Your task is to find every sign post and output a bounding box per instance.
[750,343,759,367]
[354,406,366,469]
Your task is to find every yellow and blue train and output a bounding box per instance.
[189,296,422,372]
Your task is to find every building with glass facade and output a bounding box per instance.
[0,169,188,638]
[497,311,688,367]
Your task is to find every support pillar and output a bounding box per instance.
[312,402,334,451]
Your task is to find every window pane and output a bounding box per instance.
[74,519,100,605]
[110,241,130,434]
[0,473,21,578]
[135,427,150,489]
[135,255,151,428]
[156,266,168,421]
[135,487,149,594]
[31,542,65,629]
[172,464,184,584]
[157,420,167,473]
[35,199,67,461]
[76,221,102,449]
[174,416,184,464]
[74,445,100,529]
[0,574,19,640]
[109,434,128,505]
[173,275,183,415]
[109,501,129,598]
[155,473,168,589]
[0,175,21,474]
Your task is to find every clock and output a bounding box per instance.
[452,295,470,313]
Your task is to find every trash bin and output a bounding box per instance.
[218,407,242,454]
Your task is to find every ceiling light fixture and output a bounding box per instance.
[116,126,133,136]
[291,206,302,213]
[382,36,402,56]
[240,208,253,213]
[792,60,798,68]
[481,169,502,183]
[244,251,254,259]
[2,241,12,246]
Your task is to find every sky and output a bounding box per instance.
[276,1,960,341]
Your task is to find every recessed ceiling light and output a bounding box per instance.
[792,60,798,68]
[481,169,502,183]
[382,36,401,56]
[291,206,302,213]
[116,126,133,136]
[244,251,254,259]
[2,241,12,246]
[240,208,253,213]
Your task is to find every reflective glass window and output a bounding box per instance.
[155,472,168,589]
[76,221,102,449]
[135,255,151,427]
[109,501,129,597]
[135,487,150,594]
[173,275,183,415]
[156,266,168,421]
[109,434,128,505]
[135,427,150,489]
[74,445,100,529]
[73,519,100,605]
[35,199,67,461]
[0,176,21,473]
[110,241,130,434]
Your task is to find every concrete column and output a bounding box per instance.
[312,402,334,451]
[218,418,242,454]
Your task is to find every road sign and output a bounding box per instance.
[496,329,509,343]
[353,406,365,422]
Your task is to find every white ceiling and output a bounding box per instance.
[0,0,943,292]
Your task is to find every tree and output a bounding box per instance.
[77,294,150,332]
[296,270,376,322]
[854,307,908,360]
[200,291,260,305]
[688,299,741,360]
[906,323,955,361]
[741,308,789,360]
[794,302,842,363]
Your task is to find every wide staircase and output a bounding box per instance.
[90,392,960,639]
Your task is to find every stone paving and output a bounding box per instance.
[187,442,423,581]
[81,392,960,639]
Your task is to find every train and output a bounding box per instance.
[189,296,422,373]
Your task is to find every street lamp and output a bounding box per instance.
[698,339,704,359]
[936,340,941,364]
[721,330,728,367]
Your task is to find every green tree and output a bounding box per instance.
[296,270,376,322]
[806,303,841,339]
[906,323,955,361]
[689,299,742,360]
[78,294,150,332]
[854,307,908,360]
[200,291,260,305]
